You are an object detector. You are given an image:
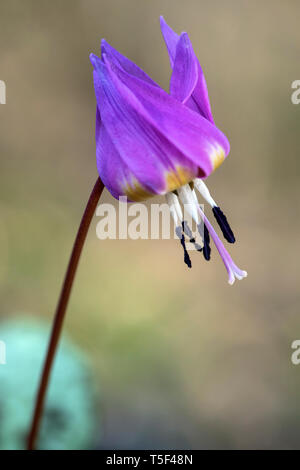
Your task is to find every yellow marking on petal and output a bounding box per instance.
[165,166,196,193]
[123,166,196,202]
[123,178,154,202]
[211,147,225,171]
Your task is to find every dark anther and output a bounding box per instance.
[182,221,193,239]
[202,224,211,261]
[182,221,202,252]
[175,226,192,268]
[212,206,235,243]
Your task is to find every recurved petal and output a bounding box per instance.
[187,62,214,123]
[160,16,179,67]
[101,39,158,87]
[99,55,230,177]
[160,16,214,123]
[91,54,199,201]
[170,32,198,104]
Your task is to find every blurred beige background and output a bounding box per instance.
[1,0,300,449]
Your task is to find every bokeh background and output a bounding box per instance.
[1,0,300,449]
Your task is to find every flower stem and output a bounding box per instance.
[26,177,104,450]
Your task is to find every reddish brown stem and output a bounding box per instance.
[27,177,104,450]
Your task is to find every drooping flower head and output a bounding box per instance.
[90,17,247,284]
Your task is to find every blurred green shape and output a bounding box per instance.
[0,316,99,450]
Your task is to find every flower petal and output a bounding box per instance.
[160,16,214,123]
[188,62,214,123]
[97,117,154,201]
[94,72,146,200]
[91,55,199,201]
[101,39,158,87]
[170,33,198,104]
[99,54,230,175]
[159,16,179,67]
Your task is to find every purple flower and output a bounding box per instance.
[90,17,247,284]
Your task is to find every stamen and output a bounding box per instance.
[194,179,235,243]
[178,185,208,254]
[166,193,192,268]
[166,192,182,226]
[194,179,217,207]
[182,221,202,252]
[194,242,203,252]
[182,220,193,239]
[186,187,210,260]
[202,224,211,261]
[175,226,192,268]
[212,207,235,244]
[166,187,246,282]
[177,185,200,225]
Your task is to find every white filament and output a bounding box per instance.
[194,179,217,208]
[165,192,182,226]
[177,185,200,224]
